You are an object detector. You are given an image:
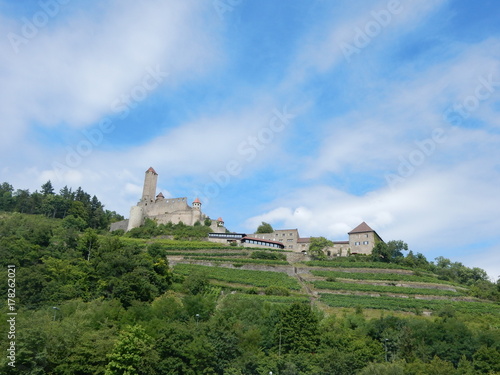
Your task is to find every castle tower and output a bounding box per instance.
[141,167,158,203]
[192,197,201,210]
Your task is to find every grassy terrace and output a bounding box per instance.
[320,293,499,314]
[303,260,418,270]
[310,270,458,285]
[312,281,463,297]
[182,256,289,266]
[165,252,249,257]
[174,263,300,290]
[120,237,228,249]
[222,293,310,304]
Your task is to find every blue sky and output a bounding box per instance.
[1,0,500,279]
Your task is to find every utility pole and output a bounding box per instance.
[52,306,60,321]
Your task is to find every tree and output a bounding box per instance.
[0,182,14,211]
[256,222,274,233]
[371,240,408,263]
[276,303,320,354]
[41,180,55,195]
[14,189,31,213]
[308,237,332,259]
[105,325,157,375]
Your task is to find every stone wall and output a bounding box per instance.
[110,219,129,232]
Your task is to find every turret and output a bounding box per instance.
[193,197,201,210]
[217,217,224,227]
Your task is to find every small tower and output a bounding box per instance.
[156,192,165,201]
[141,167,158,203]
[192,197,201,210]
[217,217,224,227]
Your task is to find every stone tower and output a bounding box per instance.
[142,167,158,203]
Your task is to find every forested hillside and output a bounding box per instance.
[0,183,499,374]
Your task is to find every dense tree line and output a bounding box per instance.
[0,181,123,230]
[0,214,499,374]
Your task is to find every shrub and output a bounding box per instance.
[264,286,290,296]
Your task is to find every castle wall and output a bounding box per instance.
[145,197,190,216]
[150,208,204,226]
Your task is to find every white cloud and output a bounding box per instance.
[0,0,220,149]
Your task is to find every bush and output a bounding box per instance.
[250,251,286,260]
[264,286,290,296]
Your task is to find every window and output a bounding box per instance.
[287,239,293,242]
[363,241,369,245]
[354,242,360,246]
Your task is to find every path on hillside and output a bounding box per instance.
[292,265,317,304]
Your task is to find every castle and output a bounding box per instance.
[110,167,226,233]
[111,167,383,256]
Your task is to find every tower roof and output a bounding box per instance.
[348,221,374,234]
[193,197,201,204]
[156,192,164,198]
[217,217,224,222]
[146,167,158,175]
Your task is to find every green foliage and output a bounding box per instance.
[313,280,462,297]
[184,256,289,265]
[183,271,209,295]
[320,293,500,314]
[371,240,408,263]
[0,181,123,229]
[308,236,333,260]
[1,209,499,374]
[174,263,301,290]
[357,362,406,375]
[276,303,320,354]
[304,260,415,270]
[256,221,274,233]
[310,269,454,285]
[120,236,226,250]
[250,250,286,260]
[105,325,156,375]
[126,219,212,240]
[265,286,290,296]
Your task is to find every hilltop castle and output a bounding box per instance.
[110,167,225,233]
[111,168,383,256]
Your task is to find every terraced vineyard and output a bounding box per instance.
[304,260,415,269]
[312,280,463,297]
[132,237,499,316]
[309,269,458,285]
[183,256,289,265]
[319,293,499,314]
[174,263,301,290]
[222,293,310,304]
